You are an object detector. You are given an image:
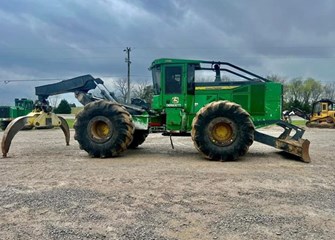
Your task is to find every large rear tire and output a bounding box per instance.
[74,100,134,158]
[191,100,254,161]
[128,130,149,149]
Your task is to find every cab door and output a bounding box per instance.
[163,65,184,107]
[162,64,185,130]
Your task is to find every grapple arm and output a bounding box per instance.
[1,116,29,157]
[1,112,70,158]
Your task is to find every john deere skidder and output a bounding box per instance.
[1,58,310,162]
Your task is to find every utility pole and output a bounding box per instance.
[124,47,131,104]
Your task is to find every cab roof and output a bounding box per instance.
[150,58,203,69]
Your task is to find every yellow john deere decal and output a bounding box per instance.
[195,86,239,90]
[172,96,179,104]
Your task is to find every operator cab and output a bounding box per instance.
[151,59,196,111]
[312,99,334,115]
[150,59,198,131]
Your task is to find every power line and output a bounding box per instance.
[1,78,63,84]
[0,74,151,84]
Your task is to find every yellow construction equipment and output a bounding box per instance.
[284,99,335,128]
[1,101,69,157]
[306,99,335,128]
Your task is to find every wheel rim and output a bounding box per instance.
[88,116,113,143]
[208,117,237,146]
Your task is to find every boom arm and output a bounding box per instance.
[35,75,115,104]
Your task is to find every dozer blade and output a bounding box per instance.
[1,116,29,157]
[276,138,310,163]
[254,120,311,163]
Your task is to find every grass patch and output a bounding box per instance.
[291,120,307,126]
[71,107,83,115]
[66,119,75,129]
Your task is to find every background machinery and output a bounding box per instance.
[2,58,310,162]
[0,98,34,130]
[284,99,335,128]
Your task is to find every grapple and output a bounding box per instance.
[1,110,70,158]
[254,120,310,163]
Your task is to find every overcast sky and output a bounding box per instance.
[1,0,335,105]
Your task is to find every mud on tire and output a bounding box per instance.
[128,130,149,149]
[191,100,254,161]
[74,100,134,158]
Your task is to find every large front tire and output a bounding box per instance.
[191,100,254,161]
[74,100,134,158]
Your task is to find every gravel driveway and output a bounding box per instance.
[0,126,334,239]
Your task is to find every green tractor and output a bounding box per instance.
[0,98,34,130]
[2,58,310,162]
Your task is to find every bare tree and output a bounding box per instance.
[267,74,287,83]
[132,80,151,96]
[113,78,129,103]
[132,80,153,104]
[323,82,335,100]
[132,81,147,98]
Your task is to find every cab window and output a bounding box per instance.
[322,103,327,111]
[152,67,161,95]
[165,66,182,94]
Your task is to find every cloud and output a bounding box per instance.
[0,0,335,105]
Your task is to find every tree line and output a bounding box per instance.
[267,75,335,112]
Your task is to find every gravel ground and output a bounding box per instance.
[0,126,334,240]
